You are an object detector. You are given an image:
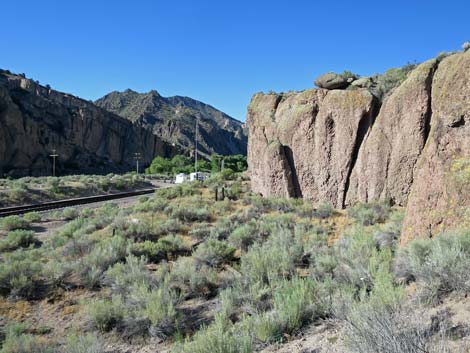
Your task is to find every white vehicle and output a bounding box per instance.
[175,173,189,184]
[189,172,209,181]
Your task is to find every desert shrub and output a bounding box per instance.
[240,228,302,286]
[193,239,236,267]
[173,314,253,353]
[347,202,391,226]
[314,202,334,219]
[272,277,320,334]
[130,282,178,338]
[77,235,130,288]
[114,218,153,241]
[0,230,37,251]
[61,333,104,353]
[156,184,200,200]
[105,255,153,296]
[394,231,470,303]
[133,198,168,213]
[156,234,187,254]
[86,297,125,332]
[131,241,165,262]
[168,205,211,223]
[0,323,56,353]
[373,210,404,250]
[23,212,41,223]
[228,222,258,251]
[170,257,218,297]
[1,215,30,231]
[0,249,43,299]
[344,284,450,353]
[154,219,185,237]
[188,222,212,240]
[333,225,393,292]
[62,207,80,220]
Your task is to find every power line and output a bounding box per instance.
[49,149,59,177]
[134,152,142,174]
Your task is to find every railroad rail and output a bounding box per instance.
[0,188,157,217]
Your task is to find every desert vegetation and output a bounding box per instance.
[0,173,154,207]
[0,176,468,353]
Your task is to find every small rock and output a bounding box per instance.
[351,77,374,89]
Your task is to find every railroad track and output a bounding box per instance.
[0,188,157,217]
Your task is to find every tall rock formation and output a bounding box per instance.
[247,49,470,242]
[401,51,470,244]
[0,70,174,176]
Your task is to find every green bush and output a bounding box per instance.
[394,231,470,303]
[131,241,165,262]
[228,222,258,251]
[168,205,211,223]
[23,212,41,223]
[156,234,187,254]
[193,239,236,267]
[170,257,218,297]
[77,235,130,288]
[1,215,30,231]
[188,222,212,240]
[347,202,391,226]
[0,230,37,251]
[173,314,253,353]
[61,333,104,353]
[0,249,43,298]
[86,297,125,332]
[62,207,80,220]
[0,322,56,353]
[105,255,153,296]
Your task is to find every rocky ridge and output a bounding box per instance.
[247,49,470,243]
[0,70,175,176]
[95,89,247,157]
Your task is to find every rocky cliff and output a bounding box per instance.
[247,49,470,242]
[95,89,247,157]
[0,70,175,176]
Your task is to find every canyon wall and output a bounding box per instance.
[247,50,470,242]
[0,71,174,176]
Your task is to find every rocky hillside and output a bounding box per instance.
[95,89,247,157]
[247,47,470,243]
[0,70,176,177]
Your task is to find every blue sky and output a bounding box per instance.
[2,0,468,121]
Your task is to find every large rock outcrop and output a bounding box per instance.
[401,51,470,244]
[346,59,438,206]
[247,88,378,208]
[248,50,470,242]
[0,71,174,176]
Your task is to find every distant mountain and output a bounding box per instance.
[95,89,247,157]
[0,70,175,177]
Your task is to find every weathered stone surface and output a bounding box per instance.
[247,88,377,208]
[0,71,174,176]
[346,59,438,206]
[401,51,470,244]
[248,50,470,243]
[314,73,351,90]
[351,77,374,89]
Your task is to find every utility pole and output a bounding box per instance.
[49,149,59,177]
[134,152,142,174]
[194,117,199,174]
[221,158,225,172]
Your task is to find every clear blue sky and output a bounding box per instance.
[3,0,468,121]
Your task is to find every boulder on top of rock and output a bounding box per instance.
[314,71,357,90]
[351,76,374,89]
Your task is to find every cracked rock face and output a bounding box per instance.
[247,51,470,242]
[0,72,174,176]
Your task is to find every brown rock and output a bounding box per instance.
[346,59,438,206]
[247,88,377,208]
[0,72,174,176]
[401,51,470,244]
